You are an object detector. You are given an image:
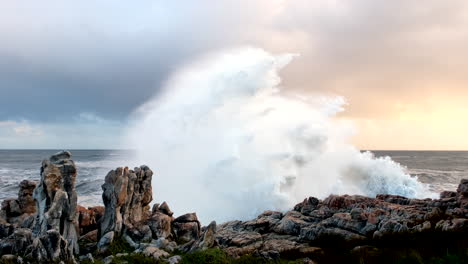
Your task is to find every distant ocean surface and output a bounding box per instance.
[0,150,467,206]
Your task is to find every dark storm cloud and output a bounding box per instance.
[0,1,270,122]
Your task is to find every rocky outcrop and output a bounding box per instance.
[0,180,37,227]
[31,151,80,260]
[98,166,153,251]
[185,179,468,262]
[0,151,80,261]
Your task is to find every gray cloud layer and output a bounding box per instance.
[1,0,468,148]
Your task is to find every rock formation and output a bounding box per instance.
[98,166,153,251]
[0,180,37,227]
[0,151,80,261]
[31,151,80,260]
[187,180,468,262]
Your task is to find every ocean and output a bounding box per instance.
[0,150,467,207]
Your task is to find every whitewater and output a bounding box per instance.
[125,47,434,224]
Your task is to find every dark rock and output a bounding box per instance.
[158,202,174,216]
[148,212,173,239]
[440,191,457,199]
[294,197,319,215]
[174,213,199,223]
[173,221,201,243]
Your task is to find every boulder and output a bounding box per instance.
[172,213,201,243]
[148,212,173,239]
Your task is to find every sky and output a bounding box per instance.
[1,0,468,150]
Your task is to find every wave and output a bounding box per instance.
[126,48,433,223]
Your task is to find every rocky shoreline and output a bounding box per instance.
[1,151,467,263]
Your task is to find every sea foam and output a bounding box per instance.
[125,47,434,224]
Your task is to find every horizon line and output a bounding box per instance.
[1,148,468,152]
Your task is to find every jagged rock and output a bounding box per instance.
[201,179,468,259]
[199,221,216,249]
[27,229,73,262]
[457,179,468,196]
[148,212,173,239]
[294,197,319,215]
[457,179,468,208]
[97,231,114,254]
[78,205,104,235]
[0,180,37,227]
[32,151,79,259]
[173,213,201,243]
[127,224,152,243]
[154,237,177,252]
[435,218,468,232]
[18,180,37,214]
[98,166,153,249]
[273,211,308,235]
[0,228,33,256]
[158,202,174,216]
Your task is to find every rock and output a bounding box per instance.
[97,231,114,254]
[0,223,14,238]
[99,166,153,247]
[32,151,79,259]
[1,254,20,263]
[294,197,319,215]
[435,219,468,232]
[149,237,177,252]
[79,253,95,263]
[103,255,114,264]
[457,179,468,196]
[142,246,170,260]
[167,255,182,264]
[158,202,174,216]
[174,213,198,223]
[80,229,98,243]
[78,205,104,235]
[273,211,308,235]
[127,224,152,243]
[440,191,457,199]
[27,229,73,262]
[173,213,201,243]
[199,221,217,249]
[17,180,37,214]
[0,228,33,256]
[0,181,37,227]
[79,229,98,254]
[148,212,173,239]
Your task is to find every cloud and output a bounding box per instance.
[1,0,468,149]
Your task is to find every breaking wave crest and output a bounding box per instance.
[125,48,434,224]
